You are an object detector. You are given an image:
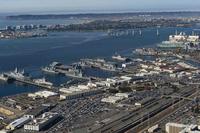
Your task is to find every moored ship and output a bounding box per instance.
[41,62,62,74]
[112,54,127,61]
[0,74,8,81]
[157,41,186,48]
[7,68,26,79]
[157,32,200,48]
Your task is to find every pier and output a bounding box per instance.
[3,71,103,90]
[3,73,56,90]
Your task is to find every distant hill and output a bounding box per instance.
[6,11,200,20]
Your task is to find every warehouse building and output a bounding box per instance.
[24,112,60,131]
[115,93,130,98]
[25,104,55,119]
[6,116,30,130]
[101,96,124,104]
[166,123,200,133]
[60,89,103,100]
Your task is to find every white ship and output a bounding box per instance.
[139,29,142,35]
[157,41,186,48]
[42,67,58,74]
[8,68,26,79]
[157,32,200,48]
[34,78,53,88]
[112,54,126,61]
[0,74,8,81]
[41,62,62,74]
[157,29,159,36]
[169,32,199,42]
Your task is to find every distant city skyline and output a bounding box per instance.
[1,0,200,14]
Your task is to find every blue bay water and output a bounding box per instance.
[0,25,196,97]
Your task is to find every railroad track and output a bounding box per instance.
[126,88,199,133]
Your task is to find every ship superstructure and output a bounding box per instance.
[112,54,127,61]
[0,74,8,81]
[7,68,26,79]
[157,32,200,48]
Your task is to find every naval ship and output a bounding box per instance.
[7,68,26,79]
[157,32,200,48]
[112,54,127,61]
[0,74,8,81]
[41,62,62,74]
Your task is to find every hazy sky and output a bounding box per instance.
[1,0,200,14]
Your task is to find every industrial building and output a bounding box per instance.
[105,76,132,87]
[59,85,90,94]
[59,82,104,100]
[28,91,58,99]
[93,76,132,87]
[101,96,124,104]
[60,88,103,100]
[101,93,130,104]
[25,104,55,118]
[115,93,130,98]
[24,112,60,131]
[148,124,159,133]
[6,116,30,130]
[166,123,200,133]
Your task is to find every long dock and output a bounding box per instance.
[4,73,56,90]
